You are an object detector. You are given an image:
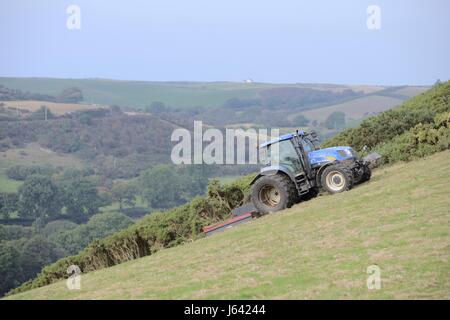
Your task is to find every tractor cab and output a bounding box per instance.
[251,130,376,214]
[259,130,318,175]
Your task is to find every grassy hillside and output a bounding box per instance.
[6,151,450,299]
[299,95,404,122]
[0,143,84,192]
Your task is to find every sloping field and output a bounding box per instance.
[0,143,83,169]
[392,86,429,98]
[300,95,404,122]
[0,100,106,115]
[0,143,84,192]
[7,151,450,299]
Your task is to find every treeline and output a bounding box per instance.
[0,162,210,296]
[147,87,361,128]
[323,81,450,163]
[6,165,62,181]
[0,110,176,179]
[0,173,106,223]
[0,85,83,103]
[1,163,210,221]
[0,211,133,296]
[7,174,255,296]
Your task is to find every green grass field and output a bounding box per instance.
[0,77,391,109]
[7,151,450,299]
[0,143,84,193]
[299,95,404,122]
[0,171,22,193]
[0,143,83,169]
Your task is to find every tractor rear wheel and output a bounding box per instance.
[321,164,353,194]
[251,174,297,214]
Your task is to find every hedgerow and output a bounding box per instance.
[375,111,450,164]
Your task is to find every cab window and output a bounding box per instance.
[269,140,303,173]
[300,139,315,154]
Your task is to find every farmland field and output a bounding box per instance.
[299,95,404,122]
[0,143,84,168]
[0,100,106,115]
[0,171,22,193]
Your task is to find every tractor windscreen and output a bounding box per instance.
[300,138,316,154]
[259,140,303,173]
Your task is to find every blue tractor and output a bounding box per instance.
[250,130,380,214]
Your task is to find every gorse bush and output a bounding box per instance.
[376,111,450,164]
[48,212,134,255]
[6,165,60,181]
[8,174,255,295]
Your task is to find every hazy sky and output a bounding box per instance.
[1,0,449,85]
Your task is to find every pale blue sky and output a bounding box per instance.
[0,0,449,85]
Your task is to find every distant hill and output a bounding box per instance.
[0,108,180,179]
[0,77,427,109]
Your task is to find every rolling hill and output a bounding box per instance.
[0,77,425,109]
[5,151,450,299]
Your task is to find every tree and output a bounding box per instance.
[42,220,78,238]
[63,178,102,223]
[0,225,33,242]
[0,192,19,218]
[111,182,137,210]
[139,165,184,208]
[325,111,346,129]
[30,106,55,120]
[0,242,23,296]
[145,101,167,113]
[19,235,63,279]
[50,212,133,255]
[292,114,310,126]
[18,175,62,219]
[57,87,83,103]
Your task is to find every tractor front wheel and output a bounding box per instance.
[251,174,297,214]
[321,165,353,194]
